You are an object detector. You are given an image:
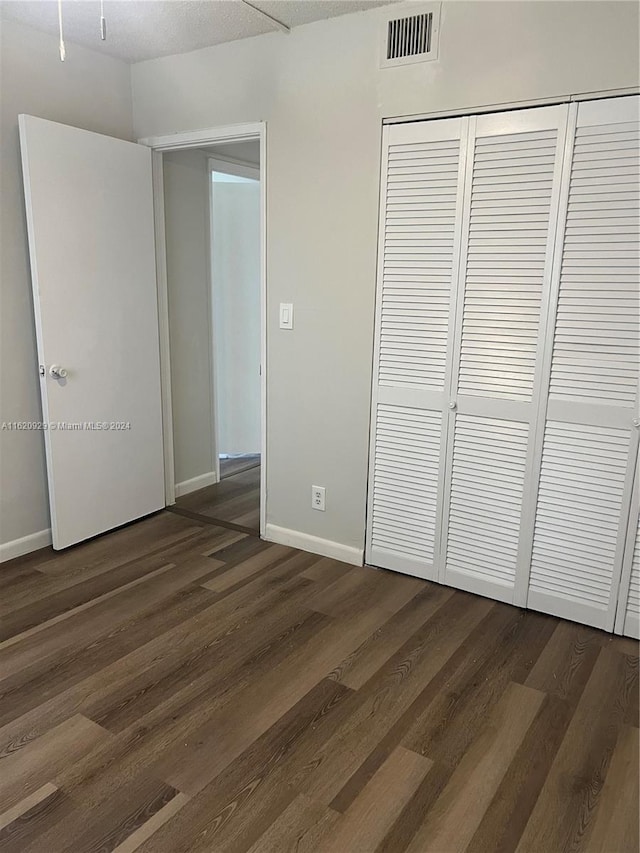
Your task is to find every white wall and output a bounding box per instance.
[0,18,133,557]
[210,140,260,166]
[132,0,639,557]
[212,176,261,457]
[163,149,216,489]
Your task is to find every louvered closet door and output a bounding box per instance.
[438,106,568,603]
[623,523,640,639]
[527,96,640,632]
[615,482,640,640]
[365,118,467,579]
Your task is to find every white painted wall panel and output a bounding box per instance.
[131,1,639,557]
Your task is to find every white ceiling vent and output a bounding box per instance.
[380,3,441,68]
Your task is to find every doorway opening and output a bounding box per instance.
[144,125,266,537]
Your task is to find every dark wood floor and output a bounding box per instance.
[0,509,638,852]
[175,463,260,534]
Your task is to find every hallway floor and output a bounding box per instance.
[174,457,260,535]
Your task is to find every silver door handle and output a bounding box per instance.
[49,365,68,379]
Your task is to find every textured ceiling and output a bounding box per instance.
[0,0,396,63]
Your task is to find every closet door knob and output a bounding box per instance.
[633,417,640,428]
[449,401,457,411]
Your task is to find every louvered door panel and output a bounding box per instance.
[381,138,460,388]
[370,405,441,565]
[367,118,466,579]
[440,106,567,602]
[444,415,528,600]
[614,474,640,639]
[526,96,640,633]
[620,516,640,639]
[549,116,639,405]
[458,128,558,401]
[625,525,640,634]
[528,422,631,628]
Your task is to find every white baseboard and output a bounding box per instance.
[174,471,218,498]
[0,528,52,563]
[265,523,363,567]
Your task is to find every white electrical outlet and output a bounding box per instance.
[312,485,325,511]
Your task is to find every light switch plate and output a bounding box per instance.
[279,303,293,330]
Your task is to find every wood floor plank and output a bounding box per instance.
[0,528,198,618]
[155,574,424,796]
[0,551,317,757]
[300,556,351,585]
[133,679,354,853]
[516,647,638,853]
[0,516,244,666]
[0,562,45,590]
[177,465,261,532]
[465,624,600,853]
[33,511,203,577]
[585,725,639,853]
[404,682,545,853]
[0,562,177,648]
[330,601,540,816]
[92,600,327,735]
[0,585,220,729]
[22,777,181,853]
[0,541,226,643]
[220,454,260,479]
[110,792,190,853]
[0,569,46,601]
[0,782,58,831]
[201,543,294,592]
[167,504,258,536]
[245,794,340,853]
[33,595,331,811]
[234,506,261,529]
[130,567,412,803]
[525,620,604,699]
[316,746,432,853]
[0,539,228,683]
[0,481,637,853]
[297,593,493,808]
[402,606,556,770]
[308,565,425,621]
[329,583,454,690]
[0,714,111,812]
[367,607,555,853]
[0,786,68,853]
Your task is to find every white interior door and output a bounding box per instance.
[20,115,165,549]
